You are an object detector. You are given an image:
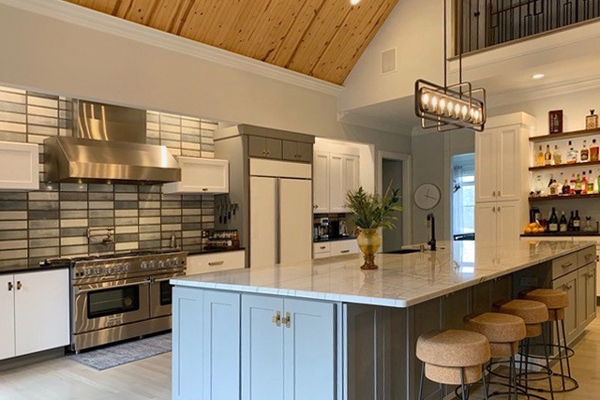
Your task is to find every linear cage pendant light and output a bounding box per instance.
[414,0,486,132]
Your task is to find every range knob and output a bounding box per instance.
[84,269,91,276]
[158,260,165,269]
[141,261,148,270]
[105,267,112,275]
[94,268,101,275]
[149,260,156,269]
[123,262,130,272]
[165,259,172,267]
[114,264,122,273]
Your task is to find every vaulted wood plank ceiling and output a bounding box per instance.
[64,0,399,85]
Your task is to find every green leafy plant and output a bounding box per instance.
[345,185,402,229]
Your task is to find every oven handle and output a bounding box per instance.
[152,273,185,283]
[74,279,151,294]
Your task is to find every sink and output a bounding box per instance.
[384,248,422,254]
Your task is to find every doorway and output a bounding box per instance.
[451,153,475,238]
[378,151,412,252]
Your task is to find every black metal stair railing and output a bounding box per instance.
[456,0,600,54]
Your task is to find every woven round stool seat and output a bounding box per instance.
[416,329,490,385]
[465,312,526,358]
[496,299,548,338]
[523,288,568,321]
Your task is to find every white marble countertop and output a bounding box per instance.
[171,240,595,308]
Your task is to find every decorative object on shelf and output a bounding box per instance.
[345,185,402,270]
[414,183,441,210]
[549,110,563,134]
[586,110,598,130]
[414,0,485,132]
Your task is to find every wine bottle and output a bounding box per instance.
[559,211,568,232]
[567,211,574,231]
[548,207,559,232]
[562,177,570,195]
[544,145,552,166]
[573,210,581,231]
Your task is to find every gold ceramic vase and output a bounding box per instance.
[357,228,381,270]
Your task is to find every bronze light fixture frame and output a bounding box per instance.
[414,0,486,132]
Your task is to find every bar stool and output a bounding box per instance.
[416,329,491,400]
[465,312,527,399]
[496,299,553,400]
[523,288,578,393]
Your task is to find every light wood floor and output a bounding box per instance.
[1,311,599,400]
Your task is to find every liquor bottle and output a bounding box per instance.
[588,170,595,193]
[566,141,578,164]
[529,205,540,223]
[581,140,589,162]
[559,211,568,232]
[553,145,562,165]
[574,173,582,194]
[590,139,599,162]
[581,171,588,194]
[548,207,559,232]
[597,171,600,194]
[569,173,577,194]
[536,145,544,166]
[562,174,570,195]
[567,211,574,231]
[534,175,544,195]
[573,210,581,231]
[548,174,559,195]
[544,144,552,166]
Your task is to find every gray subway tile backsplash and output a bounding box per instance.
[0,85,218,267]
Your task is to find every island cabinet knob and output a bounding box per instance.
[272,311,282,327]
[7,281,12,291]
[281,312,292,328]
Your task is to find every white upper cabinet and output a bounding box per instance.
[163,157,229,194]
[0,141,39,191]
[313,151,329,213]
[313,149,360,214]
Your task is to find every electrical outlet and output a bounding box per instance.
[520,277,539,287]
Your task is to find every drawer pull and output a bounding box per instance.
[272,311,281,327]
[16,281,22,290]
[281,312,291,328]
[208,261,224,266]
[202,188,208,192]
[320,246,326,250]
[340,250,350,254]
[561,262,573,269]
[7,282,12,291]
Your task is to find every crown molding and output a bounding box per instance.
[337,111,413,135]
[1,0,343,97]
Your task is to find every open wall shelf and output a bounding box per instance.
[529,160,600,171]
[529,193,600,202]
[529,127,600,143]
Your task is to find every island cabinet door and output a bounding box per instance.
[172,287,241,400]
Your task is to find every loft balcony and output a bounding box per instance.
[455,0,600,54]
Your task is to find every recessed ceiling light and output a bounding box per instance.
[532,73,545,80]
[350,0,360,5]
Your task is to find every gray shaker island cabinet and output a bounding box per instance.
[171,240,596,400]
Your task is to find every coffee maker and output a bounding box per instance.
[318,217,329,240]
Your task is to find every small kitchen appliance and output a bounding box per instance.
[318,217,329,240]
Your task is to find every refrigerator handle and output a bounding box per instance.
[276,177,281,264]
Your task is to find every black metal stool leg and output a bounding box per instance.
[460,367,467,400]
[560,318,574,379]
[482,364,489,400]
[418,361,425,400]
[541,329,555,400]
[554,315,566,391]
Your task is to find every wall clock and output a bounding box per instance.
[414,183,441,210]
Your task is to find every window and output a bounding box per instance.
[452,153,475,236]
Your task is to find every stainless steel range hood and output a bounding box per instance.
[44,100,181,184]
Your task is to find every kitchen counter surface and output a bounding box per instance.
[171,239,595,308]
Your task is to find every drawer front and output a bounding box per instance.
[551,252,579,279]
[187,250,245,275]
[578,246,596,266]
[314,252,331,259]
[313,242,331,254]
[329,240,359,256]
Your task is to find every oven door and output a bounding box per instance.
[73,277,151,334]
[149,271,185,318]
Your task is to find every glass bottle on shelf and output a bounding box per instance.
[536,145,544,166]
[548,174,559,195]
[575,173,582,194]
[568,211,574,231]
[569,173,577,194]
[597,170,600,193]
[566,141,578,164]
[573,210,581,231]
[583,216,594,232]
[553,145,562,165]
[544,144,552,166]
[548,207,559,233]
[562,176,570,195]
[581,172,588,194]
[588,170,595,193]
[534,175,544,196]
[559,211,568,232]
[591,139,599,162]
[581,140,589,162]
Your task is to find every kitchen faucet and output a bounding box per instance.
[426,213,436,251]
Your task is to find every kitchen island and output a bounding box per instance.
[170,240,597,400]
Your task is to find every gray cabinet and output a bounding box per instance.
[248,136,282,159]
[282,140,312,163]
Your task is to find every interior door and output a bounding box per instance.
[279,178,312,265]
[250,176,277,267]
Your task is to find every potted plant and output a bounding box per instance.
[345,185,402,270]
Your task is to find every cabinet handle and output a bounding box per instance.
[340,250,350,254]
[267,151,271,156]
[497,191,501,197]
[16,281,22,290]
[492,207,496,213]
[497,207,501,212]
[7,282,12,291]
[272,311,281,327]
[492,191,496,197]
[562,284,573,291]
[314,205,318,209]
[202,188,208,192]
[561,262,573,269]
[281,312,291,328]
[208,261,224,266]
[320,246,326,250]
[262,150,267,156]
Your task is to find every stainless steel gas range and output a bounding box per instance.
[45,250,187,352]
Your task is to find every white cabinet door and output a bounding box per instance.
[313,151,329,213]
[172,287,241,400]
[495,202,519,243]
[242,295,285,400]
[475,203,497,244]
[250,176,277,267]
[0,141,39,191]
[283,298,335,400]
[279,179,312,265]
[329,154,345,212]
[14,269,69,357]
[0,275,15,360]
[497,127,520,201]
[164,157,229,194]
[343,155,360,202]
[475,130,498,203]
